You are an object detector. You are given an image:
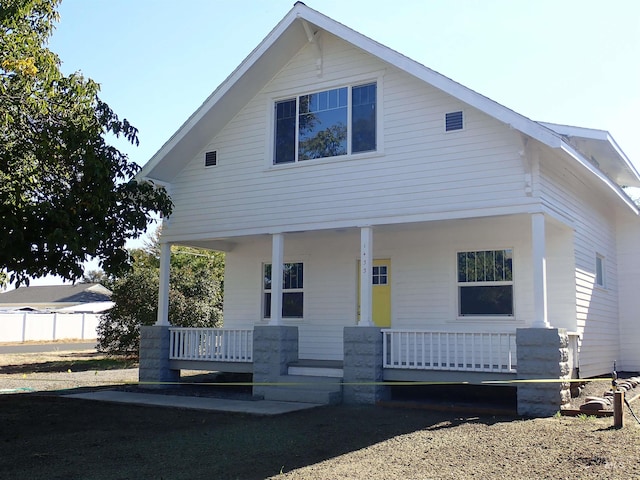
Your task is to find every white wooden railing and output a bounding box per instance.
[169,328,253,362]
[382,330,517,373]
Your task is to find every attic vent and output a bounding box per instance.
[445,111,464,132]
[205,150,217,167]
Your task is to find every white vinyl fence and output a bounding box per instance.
[0,312,101,343]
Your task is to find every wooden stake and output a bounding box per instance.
[614,390,624,428]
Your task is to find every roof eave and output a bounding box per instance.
[560,141,639,215]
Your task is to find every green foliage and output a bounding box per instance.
[97,232,224,355]
[0,0,172,286]
[81,269,115,290]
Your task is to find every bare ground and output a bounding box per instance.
[1,346,640,479]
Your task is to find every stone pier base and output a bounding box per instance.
[139,325,180,389]
[516,328,571,417]
[343,326,388,404]
[252,325,299,399]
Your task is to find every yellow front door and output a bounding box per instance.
[358,259,391,327]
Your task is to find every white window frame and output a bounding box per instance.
[262,261,305,320]
[456,248,514,318]
[266,73,384,168]
[595,254,606,288]
[372,264,388,285]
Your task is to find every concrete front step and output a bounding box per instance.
[287,360,344,378]
[260,374,343,405]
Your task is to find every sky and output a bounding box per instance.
[17,0,640,286]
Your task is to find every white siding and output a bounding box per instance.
[539,152,620,377]
[222,216,570,360]
[163,33,531,241]
[616,215,640,372]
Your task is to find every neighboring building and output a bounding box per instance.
[0,283,113,312]
[135,3,640,416]
[0,284,113,343]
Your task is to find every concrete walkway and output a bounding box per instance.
[66,390,322,415]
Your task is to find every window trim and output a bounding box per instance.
[266,73,384,168]
[262,261,305,320]
[456,248,515,319]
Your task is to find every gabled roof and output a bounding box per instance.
[0,283,112,307]
[137,2,640,207]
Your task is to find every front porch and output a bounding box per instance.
[144,213,579,416]
[140,325,576,416]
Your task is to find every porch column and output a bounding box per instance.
[141,241,179,388]
[531,213,550,328]
[359,226,373,326]
[156,241,171,326]
[269,233,284,326]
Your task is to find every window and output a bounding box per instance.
[445,111,464,132]
[274,82,376,164]
[457,249,513,316]
[595,254,605,288]
[372,265,388,285]
[263,262,304,318]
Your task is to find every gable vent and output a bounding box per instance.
[445,111,464,132]
[205,150,217,167]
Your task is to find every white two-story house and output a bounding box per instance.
[136,3,640,416]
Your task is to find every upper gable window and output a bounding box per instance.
[445,111,464,132]
[274,82,377,164]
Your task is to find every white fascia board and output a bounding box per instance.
[297,5,563,150]
[538,121,608,140]
[559,141,639,214]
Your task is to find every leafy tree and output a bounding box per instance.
[0,0,172,286]
[81,269,115,290]
[97,232,224,355]
[299,123,347,160]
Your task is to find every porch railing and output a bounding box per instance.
[169,328,253,362]
[382,330,517,373]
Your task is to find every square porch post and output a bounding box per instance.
[531,213,550,328]
[359,226,373,326]
[269,233,284,326]
[156,241,171,327]
[139,241,179,388]
[269,233,284,325]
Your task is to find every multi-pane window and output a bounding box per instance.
[457,249,513,316]
[274,82,376,164]
[263,262,304,318]
[372,265,388,285]
[595,254,605,288]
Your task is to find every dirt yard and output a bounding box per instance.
[1,345,640,479]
